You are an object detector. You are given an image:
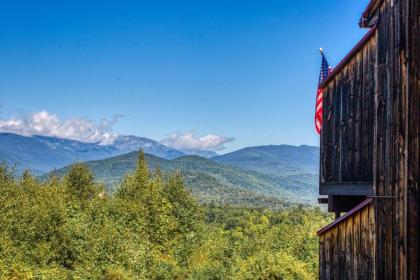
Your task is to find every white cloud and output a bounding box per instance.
[0,110,122,144]
[161,131,234,151]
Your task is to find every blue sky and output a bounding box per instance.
[0,0,369,153]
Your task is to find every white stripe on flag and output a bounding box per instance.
[317,92,323,101]
[316,118,321,128]
[316,102,323,112]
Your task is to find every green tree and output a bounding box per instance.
[0,159,330,280]
[64,163,100,200]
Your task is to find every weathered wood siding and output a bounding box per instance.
[320,32,377,185]
[318,0,419,277]
[374,0,420,279]
[319,200,375,280]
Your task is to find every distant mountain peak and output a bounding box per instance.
[111,135,185,159]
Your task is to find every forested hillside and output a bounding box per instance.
[51,151,318,206]
[0,152,330,279]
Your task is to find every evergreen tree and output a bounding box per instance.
[64,163,99,200]
[116,150,149,201]
[165,172,203,235]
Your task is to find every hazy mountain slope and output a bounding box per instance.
[213,145,319,176]
[51,151,318,204]
[34,135,120,159]
[211,144,319,203]
[0,133,119,174]
[112,135,185,159]
[180,149,218,158]
[0,133,213,174]
[113,136,218,158]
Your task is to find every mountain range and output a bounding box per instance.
[0,133,216,174]
[0,132,319,207]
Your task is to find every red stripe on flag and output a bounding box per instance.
[315,88,323,134]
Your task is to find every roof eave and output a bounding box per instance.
[360,0,383,28]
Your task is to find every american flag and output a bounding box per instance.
[315,48,332,134]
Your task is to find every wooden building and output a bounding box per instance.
[317,0,419,279]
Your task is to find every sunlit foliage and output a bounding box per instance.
[0,154,330,279]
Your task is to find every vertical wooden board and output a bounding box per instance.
[328,82,335,183]
[325,84,334,182]
[338,221,347,278]
[330,82,335,183]
[342,64,350,181]
[325,231,331,279]
[320,235,326,280]
[334,223,340,280]
[320,87,326,184]
[375,2,393,278]
[354,57,362,181]
[369,39,375,180]
[345,216,354,280]
[347,58,356,182]
[367,40,376,181]
[333,78,342,182]
[368,204,376,280]
[353,211,361,280]
[361,41,373,182]
[361,207,373,280]
[388,2,399,278]
[372,32,379,192]
[407,0,420,278]
[375,42,387,280]
[355,52,360,181]
[327,85,334,183]
[356,39,377,183]
[361,43,367,181]
[360,208,367,280]
[331,227,338,280]
[391,2,407,278]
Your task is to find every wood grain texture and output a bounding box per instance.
[318,202,375,279]
[320,32,377,187]
[374,0,419,279]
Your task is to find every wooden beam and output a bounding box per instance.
[318,197,329,204]
[320,182,374,196]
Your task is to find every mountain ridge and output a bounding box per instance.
[0,132,218,174]
[49,148,319,206]
[212,144,319,177]
[0,132,320,208]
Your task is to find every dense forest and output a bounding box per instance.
[0,152,330,279]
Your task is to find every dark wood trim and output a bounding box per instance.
[319,182,374,196]
[318,197,329,204]
[360,0,383,26]
[317,198,373,236]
